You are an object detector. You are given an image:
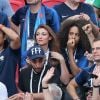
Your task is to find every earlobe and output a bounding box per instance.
[49,36,52,40]
[26,58,31,64]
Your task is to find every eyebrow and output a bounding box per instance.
[92,47,100,50]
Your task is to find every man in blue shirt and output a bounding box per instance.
[10,0,60,67]
[11,0,60,35]
[66,36,100,100]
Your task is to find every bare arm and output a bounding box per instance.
[51,51,70,84]
[89,20,100,38]
[0,24,20,49]
[42,67,55,100]
[67,39,81,76]
[9,18,20,35]
[67,78,80,100]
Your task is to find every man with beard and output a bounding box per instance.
[9,45,62,100]
[66,36,100,100]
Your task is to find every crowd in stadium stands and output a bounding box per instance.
[0,0,100,100]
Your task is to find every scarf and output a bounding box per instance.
[21,5,46,67]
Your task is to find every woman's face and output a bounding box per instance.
[68,26,80,44]
[35,28,52,46]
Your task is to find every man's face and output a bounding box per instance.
[26,0,41,5]
[92,41,100,62]
[30,58,45,72]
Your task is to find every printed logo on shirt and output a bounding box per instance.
[61,15,68,18]
[0,56,4,61]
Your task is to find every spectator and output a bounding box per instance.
[0,0,14,17]
[91,36,100,100]
[59,19,91,76]
[17,45,62,99]
[53,0,98,25]
[66,36,100,100]
[10,0,60,67]
[0,24,20,97]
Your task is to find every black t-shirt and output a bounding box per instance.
[19,63,61,93]
[0,47,20,96]
[11,5,60,39]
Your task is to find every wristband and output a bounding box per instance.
[42,86,48,89]
[93,85,100,88]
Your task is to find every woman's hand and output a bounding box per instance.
[50,51,64,61]
[42,67,55,87]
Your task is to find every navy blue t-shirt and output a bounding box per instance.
[75,65,95,86]
[0,47,20,97]
[0,12,9,27]
[61,48,89,74]
[11,4,60,39]
[53,2,97,25]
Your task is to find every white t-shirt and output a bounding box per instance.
[0,82,8,100]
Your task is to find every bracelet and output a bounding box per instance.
[42,86,48,89]
[93,85,100,88]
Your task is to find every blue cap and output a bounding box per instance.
[27,45,45,60]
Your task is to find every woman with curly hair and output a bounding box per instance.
[59,19,92,76]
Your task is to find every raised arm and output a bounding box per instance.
[51,51,70,85]
[0,24,20,49]
[67,78,80,100]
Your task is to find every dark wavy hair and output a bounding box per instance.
[34,24,60,52]
[59,19,91,53]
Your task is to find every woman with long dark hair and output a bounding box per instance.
[34,24,70,84]
[59,19,92,76]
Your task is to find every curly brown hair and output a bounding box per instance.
[59,19,92,53]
